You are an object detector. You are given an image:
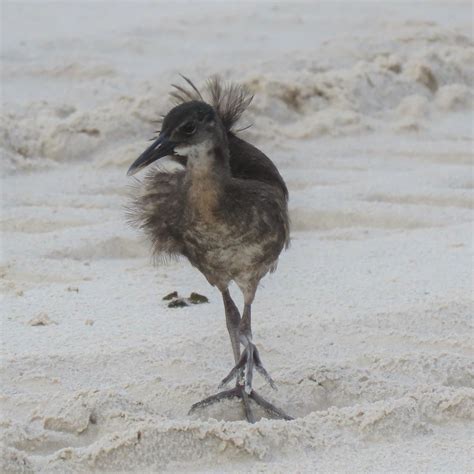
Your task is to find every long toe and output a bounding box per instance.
[254,346,277,390]
[189,387,240,414]
[219,351,247,388]
[188,385,256,422]
[189,385,292,421]
[250,390,294,421]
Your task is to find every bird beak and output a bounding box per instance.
[127,134,176,176]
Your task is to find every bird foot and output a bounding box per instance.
[189,342,292,422]
[219,342,276,394]
[188,384,293,423]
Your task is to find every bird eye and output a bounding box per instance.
[182,122,196,135]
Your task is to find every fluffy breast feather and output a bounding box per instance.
[126,168,186,260]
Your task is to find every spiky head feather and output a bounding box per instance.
[170,75,253,132]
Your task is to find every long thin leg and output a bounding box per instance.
[221,299,277,391]
[189,289,292,422]
[189,289,255,422]
[222,289,241,364]
[240,303,252,343]
[222,290,253,418]
[240,303,254,393]
[218,291,293,420]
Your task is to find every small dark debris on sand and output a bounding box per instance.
[163,291,209,308]
[168,298,189,308]
[189,292,209,304]
[162,291,178,301]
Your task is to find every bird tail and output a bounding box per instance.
[170,75,253,132]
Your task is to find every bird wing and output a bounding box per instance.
[227,133,289,201]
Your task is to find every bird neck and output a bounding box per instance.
[183,139,230,220]
[183,139,230,183]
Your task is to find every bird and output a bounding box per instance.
[126,76,292,422]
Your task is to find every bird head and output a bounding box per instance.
[127,101,223,176]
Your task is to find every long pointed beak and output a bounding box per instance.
[127,134,176,176]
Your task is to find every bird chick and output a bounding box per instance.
[127,78,291,422]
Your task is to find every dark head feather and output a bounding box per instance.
[170,75,253,132]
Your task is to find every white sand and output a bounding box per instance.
[1,1,473,472]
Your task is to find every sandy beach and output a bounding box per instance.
[1,1,473,472]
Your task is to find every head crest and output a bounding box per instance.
[169,75,253,132]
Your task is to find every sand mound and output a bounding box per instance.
[2,19,472,174]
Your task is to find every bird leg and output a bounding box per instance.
[189,294,292,422]
[222,289,243,384]
[189,290,254,421]
[220,303,280,392]
[219,303,293,420]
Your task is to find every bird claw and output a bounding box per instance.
[219,343,276,392]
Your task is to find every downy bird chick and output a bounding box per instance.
[127,77,291,422]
